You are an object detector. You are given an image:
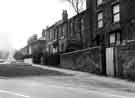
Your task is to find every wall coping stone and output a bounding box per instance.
[61,46,101,55]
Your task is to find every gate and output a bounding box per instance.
[106,47,115,76]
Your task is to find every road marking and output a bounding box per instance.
[47,85,133,98]
[86,89,131,98]
[0,90,30,98]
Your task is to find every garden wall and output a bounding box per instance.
[115,43,135,80]
[60,47,104,74]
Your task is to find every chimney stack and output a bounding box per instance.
[62,10,68,21]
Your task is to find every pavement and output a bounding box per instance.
[0,63,134,98]
[32,64,135,92]
[32,64,135,93]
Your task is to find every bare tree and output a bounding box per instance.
[65,0,86,14]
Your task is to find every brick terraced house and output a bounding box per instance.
[43,9,91,55]
[20,0,135,76]
[87,0,135,47]
[45,0,135,55]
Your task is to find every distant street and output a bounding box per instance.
[0,63,134,98]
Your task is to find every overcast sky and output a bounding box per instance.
[0,0,78,51]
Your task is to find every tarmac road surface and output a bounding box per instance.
[0,78,134,98]
[0,64,134,98]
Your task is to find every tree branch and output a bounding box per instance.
[64,0,85,14]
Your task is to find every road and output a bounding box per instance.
[0,64,134,98]
[0,77,134,98]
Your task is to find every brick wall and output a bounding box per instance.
[60,47,103,74]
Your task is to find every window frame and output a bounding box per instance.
[97,11,104,29]
[112,4,120,23]
[97,0,103,6]
[109,31,121,45]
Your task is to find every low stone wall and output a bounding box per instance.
[115,42,135,80]
[60,47,103,74]
[46,54,60,66]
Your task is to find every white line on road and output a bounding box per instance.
[0,90,30,98]
[86,89,131,98]
[47,85,133,98]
